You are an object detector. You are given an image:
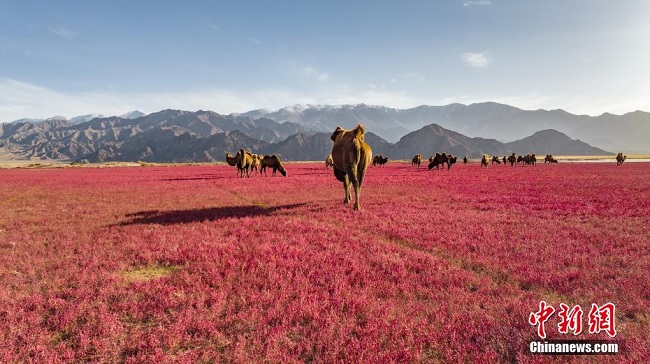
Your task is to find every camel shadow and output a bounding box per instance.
[116,203,306,226]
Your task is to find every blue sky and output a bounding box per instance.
[1,0,649,122]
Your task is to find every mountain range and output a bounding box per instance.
[240,103,649,153]
[0,104,613,163]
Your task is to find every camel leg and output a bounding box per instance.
[343,178,351,204]
[353,183,361,210]
[346,165,360,210]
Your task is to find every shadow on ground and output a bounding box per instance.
[116,203,306,226]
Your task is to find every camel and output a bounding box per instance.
[491,156,501,165]
[502,156,507,165]
[412,154,423,168]
[616,153,626,166]
[250,154,262,175]
[428,153,449,170]
[325,154,334,169]
[373,155,388,166]
[517,155,524,165]
[481,154,490,168]
[463,156,468,164]
[331,124,372,211]
[447,155,458,169]
[507,153,516,166]
[260,155,287,176]
[544,154,558,164]
[225,152,239,167]
[237,149,254,178]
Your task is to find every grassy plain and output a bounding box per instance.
[0,161,648,362]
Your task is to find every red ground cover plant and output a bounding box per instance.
[0,161,648,363]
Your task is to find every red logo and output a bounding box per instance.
[588,303,617,337]
[529,300,556,339]
[530,301,617,338]
[557,303,583,335]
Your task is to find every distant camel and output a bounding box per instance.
[616,153,627,166]
[507,153,516,166]
[373,155,388,166]
[428,153,448,170]
[260,155,287,176]
[225,152,239,167]
[463,156,468,164]
[544,154,558,164]
[250,154,262,174]
[331,124,372,210]
[412,154,423,168]
[481,154,490,168]
[237,149,254,178]
[427,153,457,170]
[325,154,334,169]
[517,155,524,165]
[447,155,458,169]
[502,156,507,165]
[491,156,501,165]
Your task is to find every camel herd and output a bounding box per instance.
[372,155,389,166]
[226,124,630,211]
[225,150,287,178]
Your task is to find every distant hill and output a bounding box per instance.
[504,129,609,156]
[387,124,509,159]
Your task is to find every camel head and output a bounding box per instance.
[331,124,366,142]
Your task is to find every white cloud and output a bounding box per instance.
[461,52,491,68]
[46,26,79,39]
[462,0,492,6]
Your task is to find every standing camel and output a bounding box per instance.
[331,124,372,211]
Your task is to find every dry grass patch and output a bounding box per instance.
[120,264,181,283]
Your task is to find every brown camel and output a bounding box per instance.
[225,152,239,167]
[237,149,253,178]
[481,154,490,168]
[250,154,262,175]
[331,124,372,210]
[260,155,287,176]
[412,154,423,168]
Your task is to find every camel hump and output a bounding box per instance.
[353,123,366,138]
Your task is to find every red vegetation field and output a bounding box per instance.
[1,161,648,363]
